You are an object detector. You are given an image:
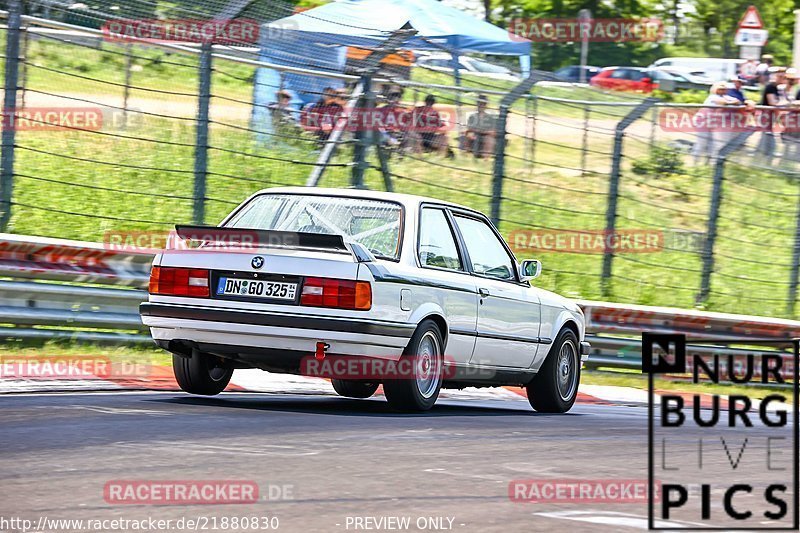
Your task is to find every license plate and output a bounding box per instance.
[216,277,297,301]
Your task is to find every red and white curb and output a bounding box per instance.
[0,366,612,403]
[1,368,783,411]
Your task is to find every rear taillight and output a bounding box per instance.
[149,266,209,297]
[300,277,371,310]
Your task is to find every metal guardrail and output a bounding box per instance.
[1,234,799,365]
[0,233,152,343]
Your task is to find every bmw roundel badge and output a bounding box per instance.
[251,256,264,269]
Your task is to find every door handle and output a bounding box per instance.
[478,288,490,298]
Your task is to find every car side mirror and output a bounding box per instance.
[519,259,542,281]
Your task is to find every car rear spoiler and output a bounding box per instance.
[173,225,375,263]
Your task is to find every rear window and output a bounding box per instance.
[226,194,403,260]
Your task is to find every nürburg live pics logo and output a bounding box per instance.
[644,333,799,530]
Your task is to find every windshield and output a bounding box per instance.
[225,194,403,260]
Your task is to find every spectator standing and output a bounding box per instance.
[782,69,800,161]
[725,76,746,103]
[757,67,786,159]
[740,59,758,86]
[756,54,774,85]
[693,82,741,164]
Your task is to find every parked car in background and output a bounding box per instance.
[649,57,744,82]
[590,67,657,92]
[650,67,713,92]
[415,52,520,82]
[554,65,601,83]
[590,66,711,93]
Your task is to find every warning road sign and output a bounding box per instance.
[738,5,764,29]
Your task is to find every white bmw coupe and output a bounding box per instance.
[140,188,589,412]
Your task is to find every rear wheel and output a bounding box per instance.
[173,351,233,396]
[331,379,379,399]
[526,329,580,413]
[383,320,443,412]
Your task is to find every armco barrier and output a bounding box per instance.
[580,300,800,341]
[0,233,152,343]
[0,234,799,362]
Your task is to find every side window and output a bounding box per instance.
[418,208,463,271]
[610,69,628,79]
[453,215,515,281]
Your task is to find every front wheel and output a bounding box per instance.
[383,320,444,412]
[526,329,581,413]
[331,379,379,399]
[173,351,233,396]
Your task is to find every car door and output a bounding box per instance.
[451,213,541,369]
[416,206,478,365]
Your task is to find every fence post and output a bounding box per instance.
[581,104,589,175]
[490,74,545,227]
[350,74,373,189]
[600,98,658,298]
[19,22,28,108]
[530,95,538,165]
[350,29,415,190]
[788,189,800,316]
[649,106,657,147]
[122,43,133,129]
[0,0,22,232]
[192,42,212,225]
[374,142,394,192]
[306,84,364,187]
[307,30,414,188]
[696,130,753,306]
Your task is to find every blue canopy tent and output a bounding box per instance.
[253,0,531,139]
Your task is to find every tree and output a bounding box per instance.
[692,0,795,63]
[489,0,666,70]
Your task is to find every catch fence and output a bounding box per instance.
[0,1,797,319]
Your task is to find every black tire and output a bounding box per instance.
[526,328,581,413]
[331,379,379,399]
[383,320,444,412]
[173,351,233,396]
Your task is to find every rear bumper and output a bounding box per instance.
[140,302,413,361]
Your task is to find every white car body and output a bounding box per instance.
[140,188,589,409]
[415,53,521,82]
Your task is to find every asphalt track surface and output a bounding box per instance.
[0,391,796,532]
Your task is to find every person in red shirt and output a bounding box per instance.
[410,95,451,156]
[377,86,410,148]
